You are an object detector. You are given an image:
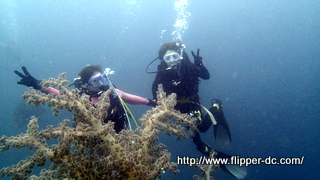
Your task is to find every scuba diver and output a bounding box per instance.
[147,41,246,179]
[14,65,156,133]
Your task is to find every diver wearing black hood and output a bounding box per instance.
[151,41,232,150]
[150,42,245,179]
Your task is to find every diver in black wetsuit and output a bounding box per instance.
[148,41,246,179]
[151,41,232,153]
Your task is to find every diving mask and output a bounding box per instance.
[163,52,181,63]
[212,103,220,111]
[88,72,109,88]
[163,52,181,67]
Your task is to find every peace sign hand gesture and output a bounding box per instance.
[191,49,203,67]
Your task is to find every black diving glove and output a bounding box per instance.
[147,99,157,107]
[191,49,203,67]
[14,66,42,90]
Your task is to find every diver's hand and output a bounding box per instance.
[14,66,42,90]
[147,99,157,107]
[191,49,203,67]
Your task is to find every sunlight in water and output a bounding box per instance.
[1,0,19,41]
[0,0,22,66]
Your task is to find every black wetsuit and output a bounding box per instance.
[152,52,212,148]
[103,94,128,133]
[84,89,128,133]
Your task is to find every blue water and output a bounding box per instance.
[0,0,319,179]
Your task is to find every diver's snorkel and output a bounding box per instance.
[103,68,115,89]
[177,41,186,59]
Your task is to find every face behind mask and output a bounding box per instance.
[163,51,181,67]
